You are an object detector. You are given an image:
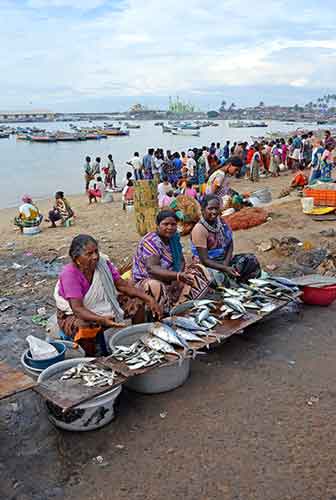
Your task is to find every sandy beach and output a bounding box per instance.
[1,172,335,271]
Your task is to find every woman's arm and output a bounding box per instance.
[115,277,162,318]
[196,247,239,278]
[69,299,123,327]
[145,255,193,285]
[223,241,233,266]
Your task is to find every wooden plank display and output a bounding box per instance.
[34,295,297,413]
[134,180,158,236]
[0,362,36,400]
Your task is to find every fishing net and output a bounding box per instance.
[223,207,269,231]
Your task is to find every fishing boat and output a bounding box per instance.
[55,133,81,142]
[29,135,58,143]
[125,123,141,129]
[154,122,164,126]
[171,128,200,137]
[0,132,10,139]
[180,122,200,130]
[229,121,268,128]
[162,125,175,133]
[84,134,108,140]
[16,134,31,140]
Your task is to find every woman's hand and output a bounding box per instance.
[103,315,126,328]
[224,267,240,279]
[146,297,163,319]
[178,272,195,286]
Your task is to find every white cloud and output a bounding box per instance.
[0,0,336,108]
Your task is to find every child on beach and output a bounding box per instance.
[88,176,105,203]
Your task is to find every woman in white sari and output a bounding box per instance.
[55,234,162,355]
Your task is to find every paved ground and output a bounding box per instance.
[2,300,336,500]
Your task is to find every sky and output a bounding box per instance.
[1,0,336,111]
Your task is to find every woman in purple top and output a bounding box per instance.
[55,234,162,355]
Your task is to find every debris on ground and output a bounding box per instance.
[307,396,319,407]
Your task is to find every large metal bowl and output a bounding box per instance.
[108,323,191,394]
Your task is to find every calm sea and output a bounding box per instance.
[0,119,314,208]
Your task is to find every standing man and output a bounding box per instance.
[107,154,117,187]
[92,157,101,177]
[142,148,155,179]
[84,156,93,191]
[127,152,143,181]
[223,140,230,160]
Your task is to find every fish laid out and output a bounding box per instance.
[60,363,117,387]
[150,323,190,351]
[111,340,165,370]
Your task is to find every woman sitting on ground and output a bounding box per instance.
[55,234,162,355]
[14,194,43,232]
[132,210,211,313]
[48,191,74,228]
[191,195,261,286]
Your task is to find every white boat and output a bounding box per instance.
[171,128,200,137]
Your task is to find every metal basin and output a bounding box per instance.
[38,358,122,431]
[108,323,191,394]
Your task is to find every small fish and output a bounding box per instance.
[244,302,260,310]
[150,323,189,350]
[231,313,243,320]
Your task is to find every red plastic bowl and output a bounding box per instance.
[302,285,336,306]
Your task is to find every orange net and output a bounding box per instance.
[223,207,269,231]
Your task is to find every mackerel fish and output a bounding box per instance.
[142,335,182,359]
[163,316,207,331]
[150,322,190,350]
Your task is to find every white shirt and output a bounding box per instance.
[130,156,142,170]
[186,158,196,177]
[158,181,172,197]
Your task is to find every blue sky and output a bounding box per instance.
[1,0,336,111]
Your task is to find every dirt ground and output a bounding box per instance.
[1,173,336,500]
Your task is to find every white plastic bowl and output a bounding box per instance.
[38,358,122,431]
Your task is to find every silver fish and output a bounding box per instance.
[223,298,246,315]
[197,309,210,322]
[231,313,243,320]
[150,322,189,350]
[163,316,207,331]
[142,335,182,359]
[175,328,203,343]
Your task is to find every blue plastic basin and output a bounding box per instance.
[25,341,66,370]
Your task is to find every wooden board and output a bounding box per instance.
[0,361,36,400]
[290,274,336,287]
[34,296,296,412]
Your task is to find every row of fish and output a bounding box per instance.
[60,363,117,387]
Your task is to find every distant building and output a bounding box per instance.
[0,110,55,122]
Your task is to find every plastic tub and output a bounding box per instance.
[38,358,122,431]
[301,197,314,213]
[108,323,191,394]
[26,341,66,370]
[302,285,336,306]
[23,226,41,235]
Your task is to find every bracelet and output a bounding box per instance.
[176,272,180,282]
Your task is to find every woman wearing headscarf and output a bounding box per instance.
[132,210,211,313]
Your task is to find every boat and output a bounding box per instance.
[55,133,81,142]
[84,134,108,140]
[29,135,58,143]
[171,128,200,137]
[125,123,141,129]
[180,122,200,130]
[229,121,268,128]
[162,125,175,133]
[0,132,10,138]
[16,134,31,140]
[154,122,164,126]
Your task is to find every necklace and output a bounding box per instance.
[200,216,221,233]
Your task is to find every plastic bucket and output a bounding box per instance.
[302,285,336,306]
[23,226,41,235]
[107,323,191,394]
[301,197,314,213]
[38,358,122,431]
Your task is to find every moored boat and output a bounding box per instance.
[29,135,58,143]
[171,128,200,137]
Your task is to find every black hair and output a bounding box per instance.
[108,154,112,159]
[162,175,169,182]
[96,157,101,162]
[201,194,220,210]
[69,234,98,261]
[134,152,139,156]
[156,210,178,225]
[85,156,91,162]
[223,156,243,168]
[55,191,64,198]
[186,180,192,188]
[126,171,132,179]
[97,176,102,181]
